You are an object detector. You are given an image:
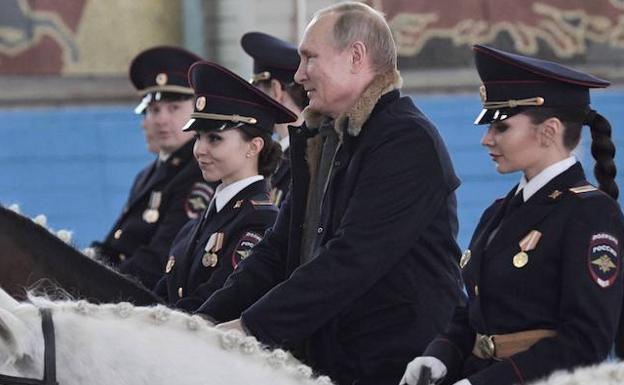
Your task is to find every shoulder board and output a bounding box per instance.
[569,184,604,199]
[570,185,598,194]
[250,200,275,208]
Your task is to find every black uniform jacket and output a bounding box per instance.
[425,163,624,385]
[96,140,215,289]
[154,179,278,312]
[270,148,290,207]
[198,70,464,385]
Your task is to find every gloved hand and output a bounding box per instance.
[399,356,447,385]
[453,379,472,385]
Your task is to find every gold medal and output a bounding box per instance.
[459,249,471,269]
[513,230,542,268]
[165,256,175,273]
[143,191,162,223]
[202,252,218,267]
[142,209,159,223]
[513,251,529,268]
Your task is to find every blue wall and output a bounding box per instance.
[1,90,622,250]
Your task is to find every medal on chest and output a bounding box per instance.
[513,230,542,268]
[143,191,162,223]
[165,255,175,273]
[202,232,224,267]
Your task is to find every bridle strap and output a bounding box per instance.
[0,308,57,385]
[40,309,58,385]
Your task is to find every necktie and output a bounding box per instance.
[504,189,524,217]
[486,189,524,247]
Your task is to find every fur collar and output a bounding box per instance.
[302,68,403,138]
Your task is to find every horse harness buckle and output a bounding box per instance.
[476,334,496,359]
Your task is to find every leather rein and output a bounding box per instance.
[0,308,58,385]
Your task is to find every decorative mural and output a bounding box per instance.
[2,1,623,75]
[0,0,182,76]
[0,0,85,74]
[370,0,624,68]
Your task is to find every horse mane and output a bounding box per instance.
[528,360,624,385]
[22,295,334,385]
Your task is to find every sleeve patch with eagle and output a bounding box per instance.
[231,231,263,269]
[185,182,214,219]
[587,232,620,288]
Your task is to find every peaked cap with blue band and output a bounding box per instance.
[129,46,202,114]
[182,61,298,133]
[241,32,300,85]
[473,44,610,125]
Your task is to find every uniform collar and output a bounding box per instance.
[516,156,576,201]
[214,175,264,212]
[279,135,290,152]
[158,151,171,163]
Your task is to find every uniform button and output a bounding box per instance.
[113,229,123,239]
[334,160,341,167]
[178,287,184,298]
[317,227,324,234]
[474,285,479,296]
[119,253,126,262]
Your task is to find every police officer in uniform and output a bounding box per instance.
[241,32,307,206]
[93,47,215,289]
[401,45,624,385]
[153,61,297,312]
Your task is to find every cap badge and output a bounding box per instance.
[479,85,487,103]
[195,96,207,111]
[155,73,168,86]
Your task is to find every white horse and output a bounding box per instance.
[529,361,624,385]
[0,288,334,385]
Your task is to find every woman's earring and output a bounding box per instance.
[245,153,251,158]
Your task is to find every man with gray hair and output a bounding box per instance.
[197,3,463,384]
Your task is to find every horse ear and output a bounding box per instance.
[0,307,35,364]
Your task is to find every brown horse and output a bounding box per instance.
[0,205,160,305]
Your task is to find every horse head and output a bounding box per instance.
[0,288,334,385]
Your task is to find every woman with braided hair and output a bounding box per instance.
[401,45,624,385]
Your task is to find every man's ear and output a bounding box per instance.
[269,79,284,103]
[350,41,367,73]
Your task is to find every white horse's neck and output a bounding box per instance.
[1,297,333,385]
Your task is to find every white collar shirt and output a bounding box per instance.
[213,175,264,212]
[515,156,577,202]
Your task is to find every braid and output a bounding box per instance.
[588,112,619,199]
